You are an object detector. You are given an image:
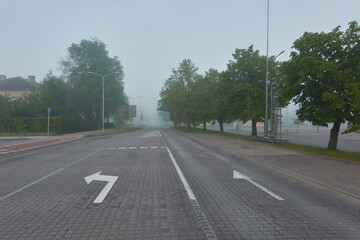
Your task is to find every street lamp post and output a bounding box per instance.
[88,71,121,131]
[265,0,270,135]
[264,0,285,136]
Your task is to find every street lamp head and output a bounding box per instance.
[275,50,285,60]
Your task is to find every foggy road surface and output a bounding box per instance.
[0,128,359,239]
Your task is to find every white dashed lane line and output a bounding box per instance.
[108,146,166,150]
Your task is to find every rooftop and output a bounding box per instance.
[0,76,40,91]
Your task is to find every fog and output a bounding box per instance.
[1,0,359,127]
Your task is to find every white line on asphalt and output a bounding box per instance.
[166,147,217,239]
[118,147,127,149]
[108,147,116,150]
[233,170,284,200]
[150,147,158,149]
[158,129,162,137]
[166,147,196,200]
[0,148,103,202]
[140,147,148,149]
[129,147,137,149]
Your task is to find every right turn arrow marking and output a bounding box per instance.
[233,170,284,201]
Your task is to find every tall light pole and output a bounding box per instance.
[265,0,270,135]
[88,71,121,131]
[264,0,285,136]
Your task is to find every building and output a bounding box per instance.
[0,75,40,98]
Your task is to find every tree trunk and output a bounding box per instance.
[327,120,342,150]
[187,113,191,131]
[219,119,224,133]
[251,119,257,136]
[203,121,207,130]
[193,122,196,129]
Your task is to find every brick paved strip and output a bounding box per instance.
[0,148,103,202]
[0,136,80,154]
[166,147,217,240]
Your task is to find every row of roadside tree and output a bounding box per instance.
[157,21,360,150]
[0,38,128,133]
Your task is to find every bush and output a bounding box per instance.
[0,117,62,134]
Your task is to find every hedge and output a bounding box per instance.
[0,117,62,134]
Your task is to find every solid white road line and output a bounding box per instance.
[166,147,196,200]
[0,148,103,202]
[166,147,217,239]
[233,170,284,201]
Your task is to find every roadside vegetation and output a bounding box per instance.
[158,21,360,151]
[88,127,141,136]
[0,39,130,135]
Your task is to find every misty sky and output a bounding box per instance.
[1,0,359,125]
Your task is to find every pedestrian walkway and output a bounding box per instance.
[206,126,360,153]
[0,130,101,155]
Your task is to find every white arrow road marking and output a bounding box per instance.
[84,171,119,204]
[233,170,284,201]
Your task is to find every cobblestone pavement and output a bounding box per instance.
[0,128,359,239]
[162,129,360,239]
[0,129,206,239]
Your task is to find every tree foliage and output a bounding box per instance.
[220,46,280,135]
[1,38,127,134]
[280,21,360,150]
[158,59,200,130]
[60,38,126,131]
[191,68,219,129]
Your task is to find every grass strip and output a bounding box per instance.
[276,142,360,163]
[87,127,141,136]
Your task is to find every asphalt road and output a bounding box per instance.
[0,128,359,239]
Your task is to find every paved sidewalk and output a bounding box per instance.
[0,130,100,155]
[184,132,360,201]
[205,126,360,153]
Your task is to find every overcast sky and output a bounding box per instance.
[1,0,359,125]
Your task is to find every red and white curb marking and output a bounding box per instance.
[0,136,80,154]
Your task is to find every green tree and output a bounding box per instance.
[223,46,279,136]
[280,21,360,150]
[215,70,234,133]
[0,94,12,132]
[158,73,187,127]
[192,68,219,130]
[40,72,71,132]
[158,59,200,131]
[60,38,125,131]
[12,92,44,118]
[40,72,67,116]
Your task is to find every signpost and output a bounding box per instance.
[47,107,51,136]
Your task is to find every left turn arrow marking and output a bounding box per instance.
[84,171,119,204]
